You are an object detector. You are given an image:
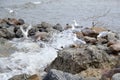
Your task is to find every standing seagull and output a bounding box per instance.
[73,19,79,26]
[20,24,32,39]
[73,33,86,45]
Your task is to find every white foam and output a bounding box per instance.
[0,29,76,80]
[51,30,75,49]
[0,39,57,80]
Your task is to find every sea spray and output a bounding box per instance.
[0,29,75,80]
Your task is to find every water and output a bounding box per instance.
[0,30,75,80]
[0,0,120,79]
[0,0,120,32]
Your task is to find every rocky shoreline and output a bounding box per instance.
[0,18,120,80]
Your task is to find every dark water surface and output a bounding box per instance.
[0,0,120,32]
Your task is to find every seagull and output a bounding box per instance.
[73,33,86,45]
[32,1,41,4]
[5,8,14,13]
[97,31,110,38]
[20,24,32,39]
[73,19,79,26]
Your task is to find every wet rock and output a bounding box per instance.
[0,38,17,57]
[34,31,49,41]
[43,69,83,80]
[8,74,29,80]
[84,36,97,44]
[15,28,23,38]
[45,45,110,74]
[28,25,40,36]
[41,22,52,29]
[36,22,54,33]
[53,23,63,32]
[0,28,15,39]
[0,22,10,28]
[18,19,25,25]
[112,73,120,80]
[81,28,97,37]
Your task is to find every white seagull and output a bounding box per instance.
[5,8,15,14]
[20,24,32,39]
[31,1,41,5]
[73,19,79,26]
[73,33,86,45]
[97,31,110,38]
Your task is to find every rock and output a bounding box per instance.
[45,45,110,74]
[53,23,63,32]
[101,68,120,80]
[64,24,72,30]
[81,28,97,38]
[8,74,41,80]
[83,77,98,80]
[15,28,23,38]
[18,19,25,25]
[27,74,42,80]
[41,22,52,29]
[43,69,83,80]
[91,27,107,34]
[75,32,84,39]
[34,31,49,41]
[97,37,108,44]
[112,73,120,80]
[0,28,15,39]
[0,38,17,57]
[8,74,29,80]
[80,68,101,79]
[109,40,120,54]
[84,36,97,44]
[107,32,118,41]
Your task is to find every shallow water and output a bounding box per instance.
[0,29,76,80]
[0,0,120,32]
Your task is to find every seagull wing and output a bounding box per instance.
[20,26,26,35]
[26,24,32,33]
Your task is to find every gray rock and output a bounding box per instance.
[112,73,120,80]
[43,69,83,80]
[45,45,110,74]
[0,38,17,57]
[0,28,15,39]
[53,23,63,32]
[15,28,23,38]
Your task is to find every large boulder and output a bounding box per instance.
[0,28,15,39]
[43,69,83,80]
[0,38,17,57]
[45,45,111,74]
